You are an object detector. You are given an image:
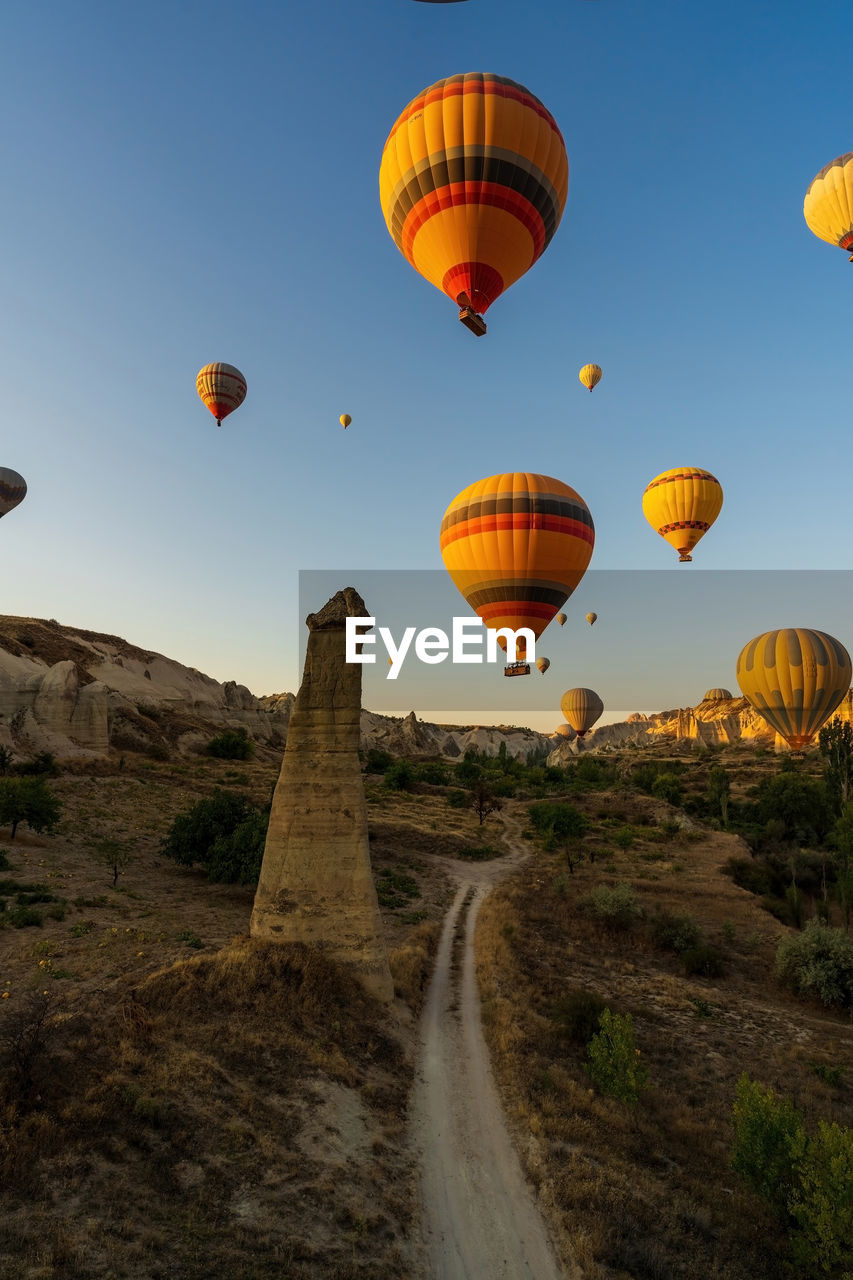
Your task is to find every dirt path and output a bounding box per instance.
[409,806,567,1279]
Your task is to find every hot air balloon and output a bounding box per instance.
[586,612,597,626]
[736,629,851,752]
[560,688,603,738]
[0,468,27,519]
[379,73,568,336]
[579,364,602,392]
[556,613,567,626]
[440,473,594,668]
[340,414,352,429]
[536,657,550,674]
[196,363,247,427]
[642,467,722,563]
[554,723,576,740]
[804,155,853,260]
[702,688,732,702]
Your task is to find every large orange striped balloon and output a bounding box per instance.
[642,467,723,563]
[196,363,247,427]
[379,73,569,332]
[439,473,594,659]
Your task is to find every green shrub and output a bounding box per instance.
[650,908,701,954]
[161,790,267,884]
[70,920,94,937]
[8,906,43,928]
[455,843,502,861]
[0,850,9,871]
[586,1009,649,1106]
[579,882,643,930]
[384,760,416,791]
[0,776,61,841]
[419,762,448,786]
[446,789,467,808]
[550,988,606,1044]
[731,1074,803,1216]
[375,868,420,908]
[178,930,203,949]
[612,826,635,849]
[789,1120,853,1277]
[683,942,725,978]
[776,920,853,1008]
[207,728,254,760]
[651,771,683,806]
[363,748,394,774]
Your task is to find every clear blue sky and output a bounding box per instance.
[1,0,851,730]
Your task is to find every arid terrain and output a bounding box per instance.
[1,729,851,1278]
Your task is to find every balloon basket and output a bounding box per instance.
[458,305,487,337]
[678,554,693,562]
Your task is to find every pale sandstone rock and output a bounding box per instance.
[250,589,393,1004]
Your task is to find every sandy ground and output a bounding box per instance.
[409,807,567,1280]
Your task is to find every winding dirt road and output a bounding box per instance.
[409,807,567,1279]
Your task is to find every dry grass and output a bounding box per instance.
[0,752,436,1280]
[476,773,853,1280]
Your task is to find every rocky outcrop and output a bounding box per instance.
[359,709,552,761]
[250,590,394,1004]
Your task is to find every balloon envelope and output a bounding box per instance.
[736,628,852,750]
[536,657,550,673]
[379,73,568,326]
[560,688,603,738]
[0,468,27,518]
[642,467,722,563]
[556,613,567,626]
[554,723,576,740]
[440,472,594,658]
[340,414,352,429]
[804,154,853,255]
[196,363,247,426]
[578,364,602,392]
[702,688,733,701]
[586,612,597,626]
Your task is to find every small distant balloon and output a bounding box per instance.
[702,687,732,701]
[196,363,247,427]
[586,612,597,626]
[0,468,27,519]
[340,414,352,429]
[556,613,567,626]
[578,364,602,392]
[536,657,550,674]
[560,688,603,738]
[554,723,576,740]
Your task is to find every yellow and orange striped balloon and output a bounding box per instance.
[642,467,723,563]
[379,73,568,329]
[440,473,594,658]
[196,363,247,427]
[736,629,852,751]
[579,364,602,392]
[804,154,853,258]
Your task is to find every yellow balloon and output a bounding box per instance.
[736,629,851,751]
[702,688,733,701]
[556,613,567,626]
[536,657,550,674]
[196,363,246,427]
[586,612,597,626]
[642,467,722,563]
[578,364,602,392]
[560,688,603,738]
[340,414,352,429]
[804,154,853,258]
[554,722,575,740]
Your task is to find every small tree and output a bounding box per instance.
[587,1009,649,1106]
[94,836,134,887]
[470,778,502,825]
[384,760,416,791]
[651,771,682,806]
[731,1074,804,1216]
[0,776,61,840]
[831,800,853,931]
[207,728,254,760]
[0,746,13,776]
[707,764,731,828]
[776,920,853,1008]
[819,717,853,815]
[788,1119,853,1277]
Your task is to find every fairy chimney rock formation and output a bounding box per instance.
[250,589,394,1003]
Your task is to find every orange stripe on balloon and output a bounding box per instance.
[402,183,545,260]
[440,513,595,547]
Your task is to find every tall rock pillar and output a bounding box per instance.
[250,588,394,1003]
